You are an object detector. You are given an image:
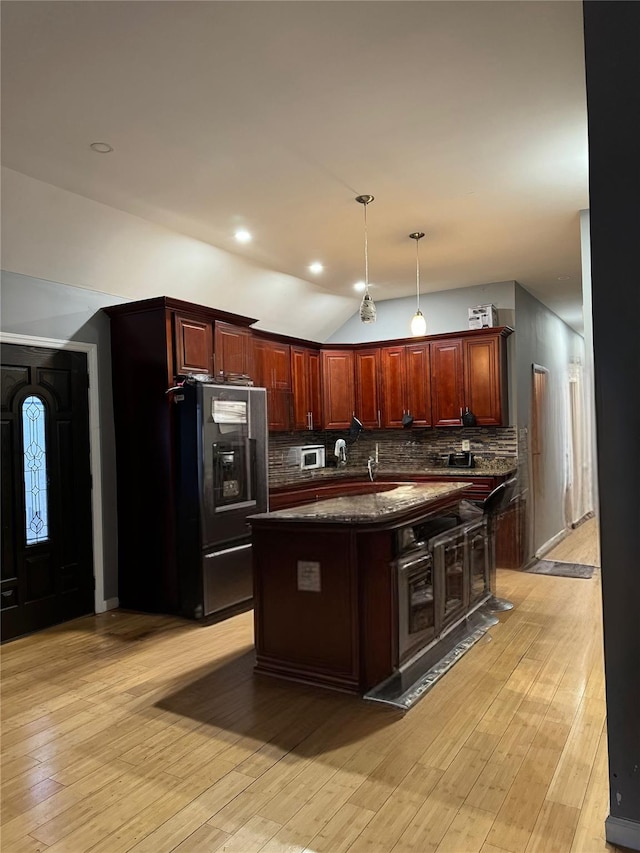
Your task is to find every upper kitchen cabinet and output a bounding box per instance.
[321,349,355,430]
[213,322,252,379]
[174,313,214,376]
[463,330,509,426]
[253,337,292,432]
[354,349,382,429]
[431,328,512,427]
[291,346,322,431]
[381,344,432,428]
[431,338,465,427]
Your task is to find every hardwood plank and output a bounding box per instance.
[524,800,580,853]
[306,803,375,853]
[435,803,495,852]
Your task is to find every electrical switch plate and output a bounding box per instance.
[461,440,471,452]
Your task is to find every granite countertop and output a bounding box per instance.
[269,462,517,490]
[251,482,470,524]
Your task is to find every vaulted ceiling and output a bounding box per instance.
[1,1,588,332]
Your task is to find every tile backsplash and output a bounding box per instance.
[269,426,517,486]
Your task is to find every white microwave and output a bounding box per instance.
[300,445,325,470]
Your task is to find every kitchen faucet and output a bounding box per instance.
[367,455,378,481]
[367,442,380,481]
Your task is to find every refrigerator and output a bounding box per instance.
[174,381,268,619]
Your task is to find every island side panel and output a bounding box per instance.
[357,530,397,690]
[252,524,360,693]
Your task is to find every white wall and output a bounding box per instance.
[580,209,598,514]
[328,281,516,343]
[514,282,587,559]
[1,167,357,342]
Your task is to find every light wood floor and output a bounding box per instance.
[2,518,617,853]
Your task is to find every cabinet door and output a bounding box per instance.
[214,322,251,378]
[380,346,406,428]
[464,334,506,426]
[253,339,291,431]
[431,339,464,427]
[174,314,214,375]
[290,346,310,430]
[321,350,355,430]
[354,349,381,429]
[291,346,322,431]
[308,350,322,431]
[405,343,432,427]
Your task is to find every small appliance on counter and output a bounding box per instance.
[287,445,326,470]
[447,451,475,468]
[300,445,325,470]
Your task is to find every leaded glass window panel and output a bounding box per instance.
[22,395,49,545]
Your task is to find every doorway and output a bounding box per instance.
[1,343,95,641]
[530,364,549,556]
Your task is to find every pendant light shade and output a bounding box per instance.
[409,231,427,336]
[356,195,376,324]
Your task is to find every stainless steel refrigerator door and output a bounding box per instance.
[203,541,253,615]
[199,385,268,548]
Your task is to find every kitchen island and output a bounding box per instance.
[250,481,494,696]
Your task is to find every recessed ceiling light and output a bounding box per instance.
[557,275,572,281]
[235,230,252,243]
[90,142,113,154]
[354,281,366,292]
[309,262,323,274]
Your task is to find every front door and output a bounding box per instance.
[1,344,94,642]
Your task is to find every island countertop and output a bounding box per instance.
[250,481,471,525]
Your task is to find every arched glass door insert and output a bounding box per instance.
[22,395,49,544]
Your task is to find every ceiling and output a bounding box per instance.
[1,1,589,333]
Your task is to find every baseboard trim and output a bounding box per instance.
[571,510,595,529]
[103,597,119,612]
[535,528,569,560]
[605,815,640,851]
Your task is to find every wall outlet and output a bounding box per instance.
[461,440,471,452]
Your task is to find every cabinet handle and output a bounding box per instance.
[377,409,381,428]
[310,412,314,431]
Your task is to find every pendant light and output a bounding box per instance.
[409,231,427,336]
[356,195,376,323]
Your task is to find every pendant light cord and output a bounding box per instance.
[416,237,420,311]
[363,202,369,294]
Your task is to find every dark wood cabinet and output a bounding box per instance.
[381,343,432,428]
[213,321,252,378]
[380,346,405,428]
[174,313,214,376]
[253,337,291,431]
[291,346,322,430]
[354,348,381,429]
[431,338,464,427]
[405,343,432,427]
[463,332,508,426]
[104,297,256,615]
[321,349,355,429]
